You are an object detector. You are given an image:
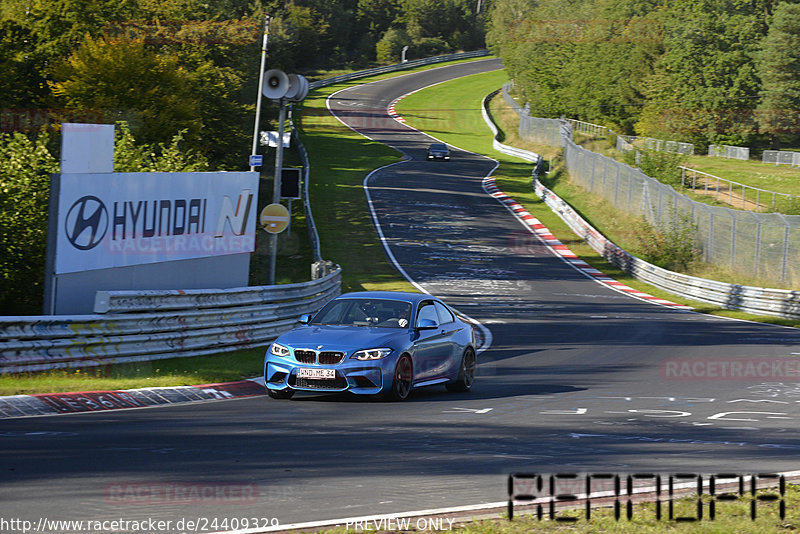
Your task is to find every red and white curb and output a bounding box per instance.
[387,100,405,123]
[0,378,266,419]
[482,176,691,309]
[387,83,443,125]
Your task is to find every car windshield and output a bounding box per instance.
[312,298,413,328]
[430,144,447,150]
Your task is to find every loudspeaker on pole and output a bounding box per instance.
[262,69,289,100]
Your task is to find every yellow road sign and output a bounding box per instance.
[260,203,290,234]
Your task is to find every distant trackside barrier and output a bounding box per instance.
[308,50,491,91]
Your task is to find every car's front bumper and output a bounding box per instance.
[264,357,395,395]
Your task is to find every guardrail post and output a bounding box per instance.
[312,260,336,280]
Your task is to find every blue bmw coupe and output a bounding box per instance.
[264,291,477,401]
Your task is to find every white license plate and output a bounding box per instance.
[298,368,336,379]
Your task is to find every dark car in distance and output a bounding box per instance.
[427,143,450,160]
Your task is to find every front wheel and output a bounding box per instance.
[267,388,295,400]
[384,354,413,401]
[446,348,476,392]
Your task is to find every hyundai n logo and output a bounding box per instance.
[65,195,109,250]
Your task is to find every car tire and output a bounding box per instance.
[385,354,413,401]
[446,347,476,392]
[267,388,295,400]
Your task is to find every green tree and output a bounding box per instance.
[376,26,411,62]
[50,36,202,149]
[636,0,768,147]
[757,1,800,147]
[0,132,58,315]
[114,122,209,172]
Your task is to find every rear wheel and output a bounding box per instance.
[267,388,295,400]
[385,354,413,401]
[446,348,476,392]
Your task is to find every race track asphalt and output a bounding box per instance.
[2,58,800,531]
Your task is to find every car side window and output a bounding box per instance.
[434,301,455,325]
[417,302,438,326]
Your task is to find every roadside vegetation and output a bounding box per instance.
[487,0,800,153]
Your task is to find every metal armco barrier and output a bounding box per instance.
[1,268,341,374]
[308,50,491,90]
[481,90,541,164]
[483,89,800,320]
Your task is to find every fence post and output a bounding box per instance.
[707,209,715,263]
[730,209,737,270]
[778,213,791,283]
[627,166,634,211]
[752,212,762,278]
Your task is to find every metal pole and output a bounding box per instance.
[250,16,270,171]
[268,101,287,285]
[287,198,292,237]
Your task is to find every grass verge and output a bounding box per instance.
[395,70,800,328]
[0,57,492,395]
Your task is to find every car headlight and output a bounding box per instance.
[270,342,290,357]
[351,348,393,360]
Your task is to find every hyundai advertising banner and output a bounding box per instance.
[55,172,258,274]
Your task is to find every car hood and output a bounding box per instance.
[276,325,408,352]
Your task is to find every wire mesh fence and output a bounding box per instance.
[678,166,799,213]
[505,86,800,286]
[709,144,749,160]
[763,150,800,167]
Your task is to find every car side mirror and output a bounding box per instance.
[299,314,312,325]
[416,318,438,330]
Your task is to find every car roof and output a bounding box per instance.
[336,291,434,304]
[429,143,447,148]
